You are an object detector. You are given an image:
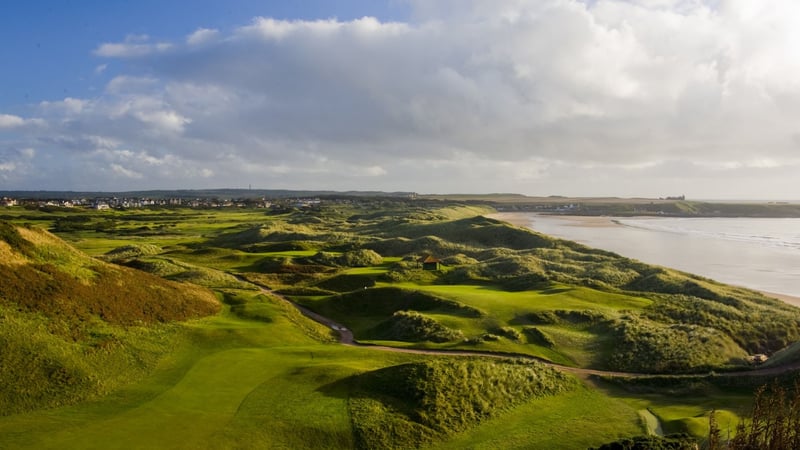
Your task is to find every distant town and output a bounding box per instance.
[1,195,352,211]
[0,189,427,212]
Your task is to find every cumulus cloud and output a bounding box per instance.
[3,0,800,197]
[0,114,25,128]
[186,28,220,45]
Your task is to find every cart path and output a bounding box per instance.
[255,283,800,379]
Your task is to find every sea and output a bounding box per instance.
[514,214,800,299]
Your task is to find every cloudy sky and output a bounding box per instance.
[2,0,800,199]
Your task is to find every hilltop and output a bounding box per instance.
[0,221,219,414]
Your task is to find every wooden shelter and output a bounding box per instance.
[421,255,442,271]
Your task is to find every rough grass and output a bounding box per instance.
[0,304,186,415]
[368,310,465,343]
[0,222,221,414]
[314,287,485,319]
[100,243,161,262]
[1,202,796,447]
[346,358,576,449]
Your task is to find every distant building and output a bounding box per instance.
[421,255,442,271]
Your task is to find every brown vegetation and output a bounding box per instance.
[0,223,219,333]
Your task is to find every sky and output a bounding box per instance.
[2,0,800,199]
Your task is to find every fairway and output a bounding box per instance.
[389,282,653,318]
[0,308,419,450]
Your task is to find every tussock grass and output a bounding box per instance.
[369,310,465,343]
[313,287,484,319]
[100,243,161,262]
[0,304,186,415]
[0,222,221,414]
[347,358,576,449]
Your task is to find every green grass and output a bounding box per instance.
[0,295,401,449]
[346,357,576,449]
[2,202,796,448]
[298,282,650,367]
[427,384,643,449]
[389,282,652,318]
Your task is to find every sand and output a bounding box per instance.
[489,212,620,229]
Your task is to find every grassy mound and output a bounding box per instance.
[0,222,221,414]
[0,226,219,328]
[0,305,184,415]
[309,249,383,267]
[365,235,472,258]
[100,243,161,262]
[315,274,377,292]
[369,311,465,343]
[317,287,484,318]
[608,317,747,373]
[382,216,556,250]
[123,256,251,289]
[347,358,576,449]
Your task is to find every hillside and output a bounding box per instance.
[0,221,220,414]
[202,206,800,373]
[1,203,797,447]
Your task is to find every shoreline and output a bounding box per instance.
[488,212,800,308]
[489,212,620,229]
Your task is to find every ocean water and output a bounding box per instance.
[519,215,800,298]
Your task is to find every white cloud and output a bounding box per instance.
[94,34,172,57]
[40,97,87,115]
[186,28,220,45]
[105,76,159,94]
[5,1,800,197]
[110,163,143,179]
[363,165,387,176]
[0,114,25,128]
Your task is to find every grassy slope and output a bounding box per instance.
[1,203,795,447]
[0,301,641,450]
[0,222,220,414]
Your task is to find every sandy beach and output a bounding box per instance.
[490,212,619,229]
[489,212,800,308]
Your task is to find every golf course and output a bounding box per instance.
[2,199,800,448]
